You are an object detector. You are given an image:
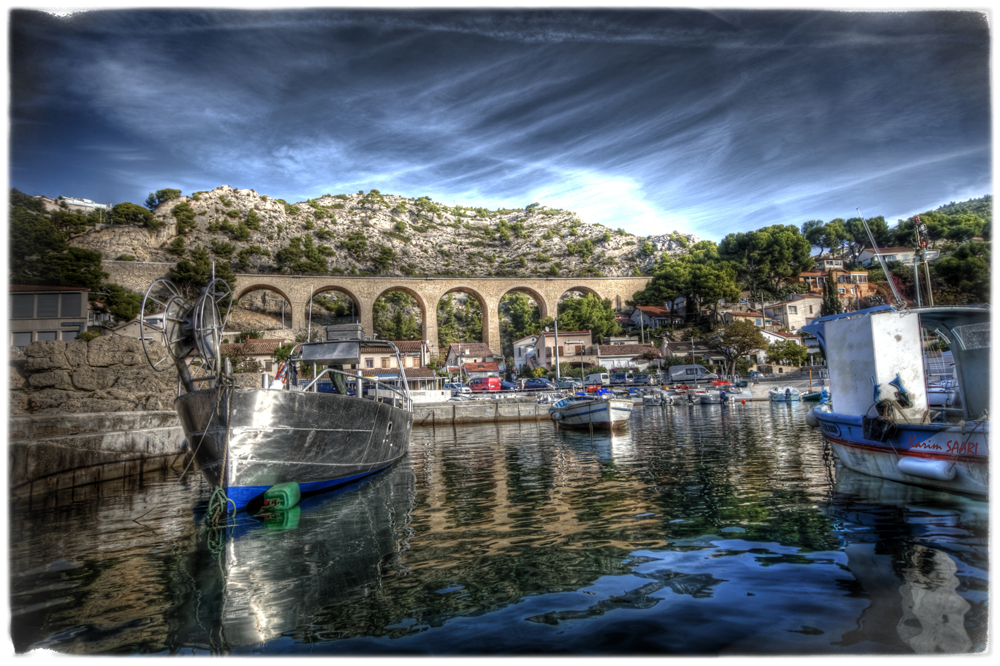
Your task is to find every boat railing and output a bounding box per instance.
[299,366,414,412]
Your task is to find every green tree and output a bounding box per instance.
[689,262,740,319]
[766,339,808,367]
[821,278,842,316]
[274,236,328,274]
[111,202,155,227]
[719,225,813,296]
[100,284,144,323]
[499,292,541,358]
[557,293,620,340]
[169,245,235,302]
[171,201,198,234]
[932,241,990,303]
[166,236,186,256]
[372,246,397,273]
[705,320,768,376]
[842,216,893,265]
[144,188,182,210]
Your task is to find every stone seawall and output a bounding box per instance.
[412,398,552,426]
[9,411,189,500]
[10,337,179,415]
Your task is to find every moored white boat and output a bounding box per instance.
[140,277,412,514]
[802,305,989,497]
[549,391,633,429]
[642,389,673,406]
[769,386,801,402]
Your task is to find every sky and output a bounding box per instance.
[6,4,992,242]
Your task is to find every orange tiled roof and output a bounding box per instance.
[598,344,659,356]
[220,338,287,355]
[10,284,89,292]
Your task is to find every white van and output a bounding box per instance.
[584,372,610,387]
[666,364,718,384]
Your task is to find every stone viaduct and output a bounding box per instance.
[103,261,652,358]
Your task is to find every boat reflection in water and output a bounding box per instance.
[826,465,987,654]
[168,465,415,653]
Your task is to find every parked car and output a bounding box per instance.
[666,364,718,384]
[610,372,634,386]
[468,377,501,392]
[554,377,582,389]
[523,378,556,391]
[444,382,471,396]
[499,380,516,391]
[630,374,655,386]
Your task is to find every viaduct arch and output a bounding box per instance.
[103,261,653,358]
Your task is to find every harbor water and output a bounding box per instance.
[8,403,988,655]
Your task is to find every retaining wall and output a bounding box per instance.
[9,411,189,499]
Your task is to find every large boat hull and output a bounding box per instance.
[815,411,988,497]
[550,397,633,430]
[175,387,412,510]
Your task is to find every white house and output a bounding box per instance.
[858,246,917,267]
[763,294,823,332]
[512,334,539,373]
[597,343,660,371]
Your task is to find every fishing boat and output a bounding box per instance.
[801,305,988,497]
[549,389,633,429]
[769,386,801,402]
[140,277,412,513]
[802,389,829,402]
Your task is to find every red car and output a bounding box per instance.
[468,377,501,392]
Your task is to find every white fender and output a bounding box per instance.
[897,457,957,481]
[551,411,563,421]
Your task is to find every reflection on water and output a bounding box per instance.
[8,405,988,655]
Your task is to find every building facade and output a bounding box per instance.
[9,285,90,348]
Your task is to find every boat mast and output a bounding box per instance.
[857,207,904,307]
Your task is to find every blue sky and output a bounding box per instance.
[7,6,991,242]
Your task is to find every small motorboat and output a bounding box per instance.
[926,381,959,408]
[642,389,673,406]
[549,390,634,429]
[769,386,801,402]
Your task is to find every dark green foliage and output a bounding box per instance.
[719,225,813,296]
[245,209,261,229]
[111,202,155,227]
[75,331,101,341]
[372,246,397,272]
[166,236,186,257]
[234,245,269,271]
[231,222,251,242]
[932,241,990,303]
[315,228,333,241]
[821,278,842,316]
[274,236,328,274]
[9,189,107,290]
[341,231,368,259]
[218,196,232,206]
[210,239,235,258]
[144,188,181,209]
[374,290,422,341]
[169,245,236,303]
[50,210,95,235]
[115,254,136,261]
[705,320,768,375]
[284,204,300,216]
[101,283,143,323]
[171,201,197,234]
[226,209,240,219]
[557,293,620,340]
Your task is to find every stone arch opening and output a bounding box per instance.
[372,286,427,343]
[232,284,293,337]
[308,286,363,331]
[435,287,487,353]
[498,287,546,376]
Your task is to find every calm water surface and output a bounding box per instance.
[8,403,988,655]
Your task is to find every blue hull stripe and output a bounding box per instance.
[225,467,387,510]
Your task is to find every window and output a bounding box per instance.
[61,293,81,317]
[36,294,59,318]
[517,348,522,357]
[382,358,390,368]
[788,306,797,315]
[265,361,273,372]
[12,295,33,319]
[37,331,58,342]
[61,331,78,341]
[754,319,762,326]
[11,332,32,348]
[808,306,814,314]
[838,288,845,294]
[365,358,374,368]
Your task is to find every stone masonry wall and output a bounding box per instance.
[9,337,180,415]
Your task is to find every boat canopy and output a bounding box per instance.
[298,341,363,365]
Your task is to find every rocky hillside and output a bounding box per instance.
[69,185,699,278]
